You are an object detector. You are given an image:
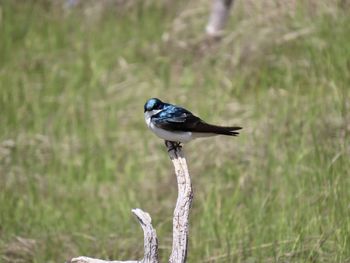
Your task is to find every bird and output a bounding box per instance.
[144,98,242,144]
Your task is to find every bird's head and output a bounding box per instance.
[144,98,164,113]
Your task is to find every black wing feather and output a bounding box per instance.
[153,108,242,136]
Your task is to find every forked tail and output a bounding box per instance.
[192,122,242,136]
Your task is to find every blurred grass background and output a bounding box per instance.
[0,0,350,262]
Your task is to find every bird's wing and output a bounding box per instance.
[152,106,202,131]
[153,106,242,136]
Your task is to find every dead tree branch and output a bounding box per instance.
[67,142,193,263]
[68,209,158,263]
[166,142,194,263]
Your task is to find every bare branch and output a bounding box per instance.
[68,141,194,263]
[132,209,159,263]
[166,142,194,263]
[68,257,137,263]
[68,209,158,263]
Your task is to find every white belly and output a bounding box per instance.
[144,112,193,143]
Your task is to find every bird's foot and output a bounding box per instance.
[165,140,182,152]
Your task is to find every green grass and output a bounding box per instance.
[0,1,349,262]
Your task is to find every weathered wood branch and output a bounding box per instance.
[166,141,193,263]
[67,141,193,263]
[67,209,158,263]
[206,0,234,37]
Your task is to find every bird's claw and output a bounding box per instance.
[165,140,182,152]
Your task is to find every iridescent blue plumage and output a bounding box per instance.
[144,98,242,143]
[153,105,191,123]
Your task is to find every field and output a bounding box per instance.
[0,1,350,262]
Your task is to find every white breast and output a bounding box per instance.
[144,111,193,143]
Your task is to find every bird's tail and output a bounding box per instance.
[193,122,242,136]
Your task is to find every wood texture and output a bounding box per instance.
[68,142,193,263]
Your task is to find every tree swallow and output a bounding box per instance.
[144,98,242,143]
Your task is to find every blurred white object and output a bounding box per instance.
[206,0,234,37]
[65,0,79,8]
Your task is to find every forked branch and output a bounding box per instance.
[68,142,193,263]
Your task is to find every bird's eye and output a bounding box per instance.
[152,103,160,110]
[144,98,162,112]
